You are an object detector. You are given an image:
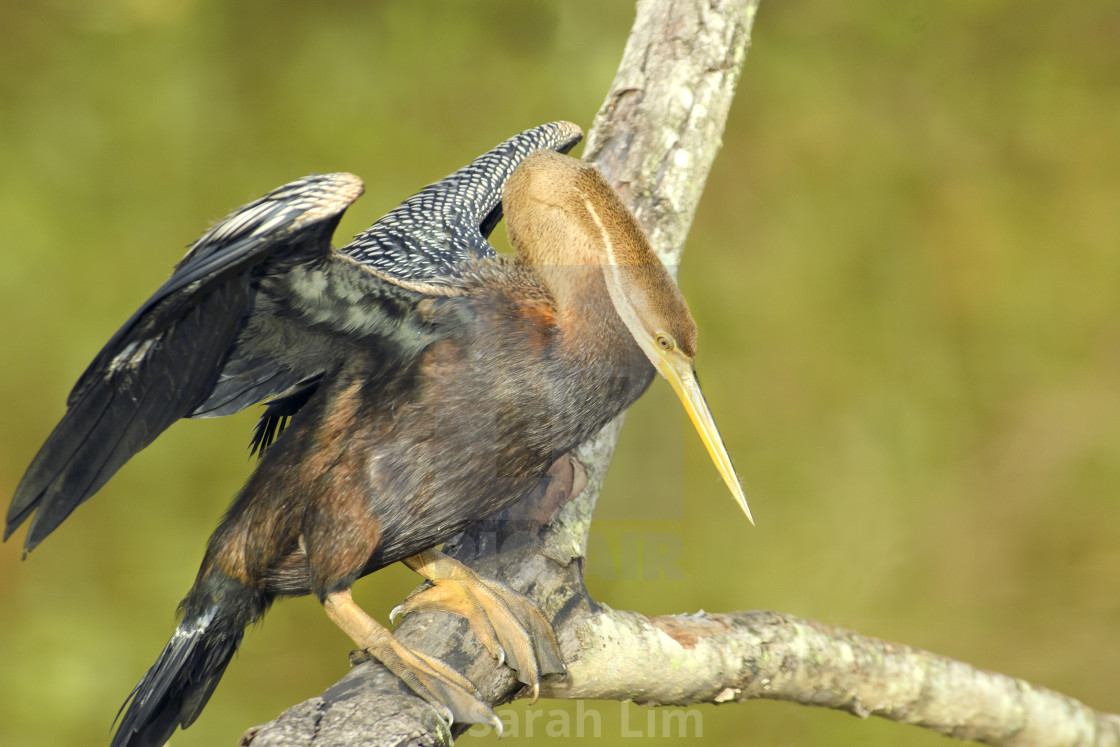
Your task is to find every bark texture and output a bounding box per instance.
[244,1,1120,745]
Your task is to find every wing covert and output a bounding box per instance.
[341,120,583,284]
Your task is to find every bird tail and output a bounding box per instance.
[111,571,271,747]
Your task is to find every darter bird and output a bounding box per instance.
[6,121,750,746]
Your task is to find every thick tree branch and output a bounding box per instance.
[243,1,1119,745]
[545,607,1120,746]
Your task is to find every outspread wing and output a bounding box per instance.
[7,121,583,554]
[341,120,583,283]
[6,174,365,551]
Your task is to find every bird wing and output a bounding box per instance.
[191,120,583,419]
[6,173,365,552]
[7,121,583,553]
[340,120,584,283]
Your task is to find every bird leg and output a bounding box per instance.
[392,549,566,701]
[323,588,501,731]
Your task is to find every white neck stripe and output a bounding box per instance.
[581,195,657,364]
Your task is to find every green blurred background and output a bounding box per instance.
[2,1,1118,745]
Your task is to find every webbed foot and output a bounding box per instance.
[396,549,566,701]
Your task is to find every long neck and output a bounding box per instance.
[504,259,627,372]
[519,260,656,437]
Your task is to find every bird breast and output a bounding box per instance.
[350,284,654,569]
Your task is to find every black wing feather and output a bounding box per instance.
[248,376,323,458]
[7,173,363,551]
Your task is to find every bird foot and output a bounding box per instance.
[367,634,501,733]
[395,550,566,701]
[324,589,501,733]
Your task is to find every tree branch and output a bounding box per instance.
[243,2,1120,745]
[545,606,1120,746]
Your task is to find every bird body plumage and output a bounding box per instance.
[214,268,654,597]
[10,121,725,747]
[8,121,748,747]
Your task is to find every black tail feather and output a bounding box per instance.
[111,573,270,747]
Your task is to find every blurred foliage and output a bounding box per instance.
[1,1,1118,746]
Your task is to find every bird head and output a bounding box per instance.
[505,150,752,524]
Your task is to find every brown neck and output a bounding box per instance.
[517,260,626,367]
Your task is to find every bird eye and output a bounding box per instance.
[655,333,675,351]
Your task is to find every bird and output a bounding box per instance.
[6,120,751,746]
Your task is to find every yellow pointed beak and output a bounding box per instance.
[655,350,753,524]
